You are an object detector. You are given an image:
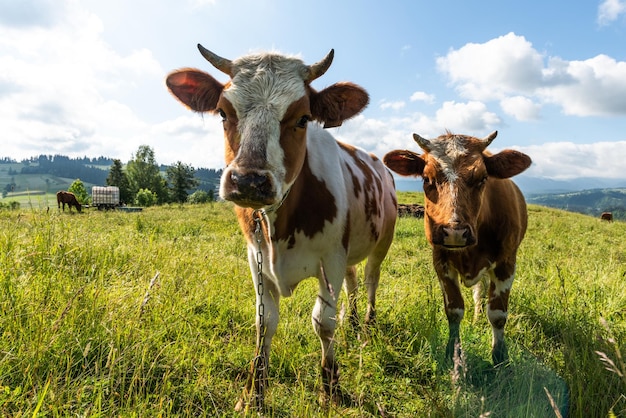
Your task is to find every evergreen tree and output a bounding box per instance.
[126,145,168,204]
[166,161,199,204]
[106,159,132,205]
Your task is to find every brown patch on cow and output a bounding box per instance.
[280,96,311,185]
[342,212,351,252]
[216,96,240,164]
[439,275,465,313]
[235,207,268,244]
[273,156,337,248]
[488,283,511,314]
[339,143,383,241]
[345,164,362,198]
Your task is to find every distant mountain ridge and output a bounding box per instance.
[526,188,626,220]
[514,175,626,196]
[396,175,626,196]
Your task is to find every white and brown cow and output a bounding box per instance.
[384,131,531,366]
[166,45,397,409]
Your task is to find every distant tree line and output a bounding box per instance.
[18,155,110,185]
[103,145,220,206]
[1,148,222,206]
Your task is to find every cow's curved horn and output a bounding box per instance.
[480,131,498,148]
[305,49,334,82]
[197,44,233,77]
[413,133,431,152]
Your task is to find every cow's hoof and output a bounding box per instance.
[492,341,509,366]
[234,396,264,413]
[319,385,354,408]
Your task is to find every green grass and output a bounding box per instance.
[0,195,625,417]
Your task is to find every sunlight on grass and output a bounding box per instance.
[0,197,624,416]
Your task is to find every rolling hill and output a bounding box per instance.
[526,188,626,220]
[0,156,221,204]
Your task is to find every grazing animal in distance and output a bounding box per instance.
[384,131,531,366]
[397,203,425,218]
[56,191,82,212]
[166,45,397,410]
[601,212,613,222]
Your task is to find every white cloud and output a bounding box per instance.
[538,54,626,116]
[433,101,501,132]
[500,96,541,121]
[189,0,218,8]
[517,141,626,179]
[0,0,178,165]
[436,32,544,101]
[380,100,405,110]
[598,0,626,25]
[410,91,435,103]
[335,113,626,181]
[436,32,626,118]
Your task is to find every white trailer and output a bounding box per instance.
[92,186,120,210]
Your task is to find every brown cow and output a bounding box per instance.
[384,131,531,366]
[56,191,82,212]
[166,46,397,409]
[601,212,613,222]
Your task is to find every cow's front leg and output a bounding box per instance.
[314,262,348,404]
[438,268,464,362]
[342,266,359,329]
[235,273,280,412]
[488,265,514,365]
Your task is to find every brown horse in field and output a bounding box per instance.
[57,191,82,212]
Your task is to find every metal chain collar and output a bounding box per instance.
[252,209,267,411]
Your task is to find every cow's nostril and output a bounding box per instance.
[247,173,269,189]
[229,171,272,196]
[230,171,241,185]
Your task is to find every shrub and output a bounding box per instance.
[135,188,157,207]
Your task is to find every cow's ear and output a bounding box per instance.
[166,69,224,113]
[484,150,532,179]
[383,150,426,176]
[310,82,369,128]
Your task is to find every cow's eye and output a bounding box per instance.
[217,109,227,122]
[422,177,438,201]
[296,115,310,128]
[472,174,488,188]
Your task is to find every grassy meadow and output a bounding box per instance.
[0,192,624,417]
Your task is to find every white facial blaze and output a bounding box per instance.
[428,135,469,225]
[222,53,309,194]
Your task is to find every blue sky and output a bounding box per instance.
[1,0,626,181]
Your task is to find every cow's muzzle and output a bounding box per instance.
[435,225,477,249]
[220,168,277,209]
